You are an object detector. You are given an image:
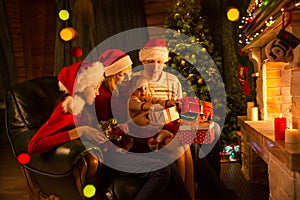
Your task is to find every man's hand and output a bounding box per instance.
[166,100,180,108]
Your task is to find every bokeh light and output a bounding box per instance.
[70,47,83,58]
[83,184,96,198]
[58,10,69,21]
[227,7,240,22]
[59,27,77,42]
[17,153,31,164]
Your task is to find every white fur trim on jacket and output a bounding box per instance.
[104,55,132,76]
[139,47,169,62]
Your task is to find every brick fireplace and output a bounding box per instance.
[239,7,300,200]
[244,11,300,130]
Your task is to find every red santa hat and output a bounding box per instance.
[58,60,104,114]
[139,38,169,63]
[98,49,133,76]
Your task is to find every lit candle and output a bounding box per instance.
[274,115,287,140]
[249,107,258,121]
[285,129,299,143]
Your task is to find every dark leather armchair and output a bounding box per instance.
[5,77,143,200]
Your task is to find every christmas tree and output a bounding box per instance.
[163,0,249,150]
[164,0,225,123]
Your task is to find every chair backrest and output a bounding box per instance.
[5,77,65,157]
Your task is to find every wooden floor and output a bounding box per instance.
[0,125,269,200]
[220,162,269,200]
[0,142,29,200]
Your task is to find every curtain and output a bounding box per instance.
[54,0,148,75]
[0,0,17,101]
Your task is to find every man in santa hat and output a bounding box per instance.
[135,38,239,200]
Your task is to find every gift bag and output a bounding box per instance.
[178,121,215,144]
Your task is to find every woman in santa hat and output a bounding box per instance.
[28,60,107,155]
[95,49,192,200]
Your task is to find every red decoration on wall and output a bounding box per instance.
[70,47,82,58]
[237,50,250,96]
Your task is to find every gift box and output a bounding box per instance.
[200,100,213,118]
[178,121,215,144]
[180,96,200,113]
[179,97,213,121]
[149,106,180,125]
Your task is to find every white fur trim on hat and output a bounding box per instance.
[76,61,105,93]
[61,61,105,115]
[58,81,68,93]
[139,47,169,62]
[104,55,132,76]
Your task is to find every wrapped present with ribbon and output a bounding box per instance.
[200,100,213,121]
[149,106,180,125]
[179,96,200,120]
[178,121,215,144]
[179,96,213,121]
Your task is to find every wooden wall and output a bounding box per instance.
[5,0,173,83]
[5,0,55,83]
[144,0,174,37]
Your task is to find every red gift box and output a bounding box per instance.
[179,97,213,121]
[200,100,213,120]
[178,121,215,144]
[180,96,200,114]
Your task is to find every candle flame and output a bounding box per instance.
[279,113,282,118]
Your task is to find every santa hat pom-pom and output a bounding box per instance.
[61,95,85,115]
[72,95,86,115]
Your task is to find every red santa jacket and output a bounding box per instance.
[28,101,76,154]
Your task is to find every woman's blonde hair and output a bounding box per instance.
[104,65,132,92]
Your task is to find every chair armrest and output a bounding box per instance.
[25,140,103,176]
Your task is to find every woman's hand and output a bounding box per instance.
[76,126,108,145]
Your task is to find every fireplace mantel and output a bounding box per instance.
[238,116,300,199]
[238,116,300,171]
